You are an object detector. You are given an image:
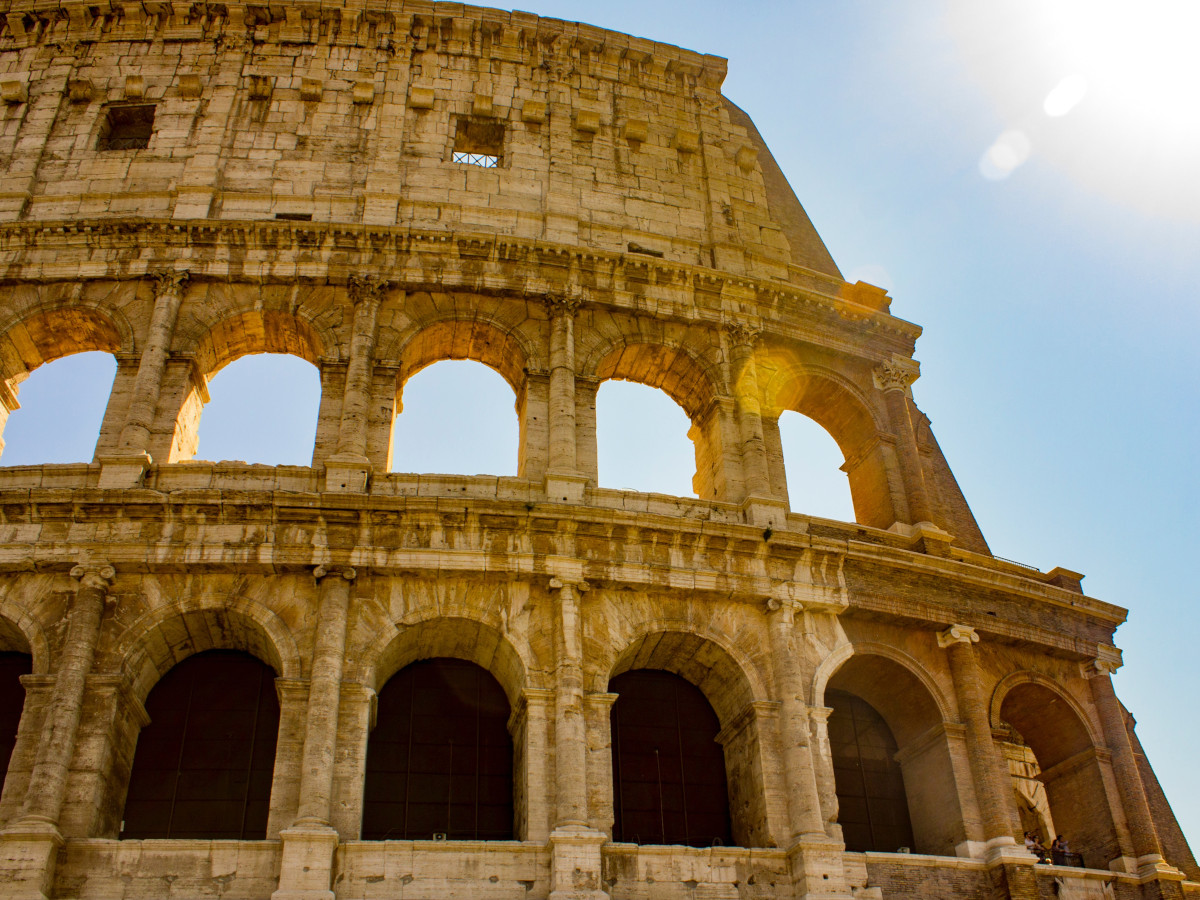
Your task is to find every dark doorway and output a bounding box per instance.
[363,658,513,841]
[610,669,732,847]
[0,653,32,782]
[827,689,915,853]
[122,650,280,840]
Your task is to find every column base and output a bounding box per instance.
[271,824,339,900]
[785,834,854,899]
[983,836,1030,866]
[97,452,153,489]
[741,494,790,529]
[545,471,588,504]
[0,818,65,900]
[324,454,372,493]
[1135,854,1186,883]
[548,825,609,900]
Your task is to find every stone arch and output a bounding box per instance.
[757,358,896,529]
[582,335,730,500]
[601,627,773,849]
[0,301,132,463]
[382,314,539,478]
[189,309,328,378]
[991,671,1122,868]
[812,640,953,726]
[115,596,302,704]
[817,643,966,856]
[601,627,765,727]
[383,315,538,395]
[360,615,530,708]
[0,601,49,676]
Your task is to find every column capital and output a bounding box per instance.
[151,268,189,297]
[69,563,115,592]
[937,623,979,648]
[548,576,588,593]
[1089,643,1123,676]
[873,356,920,393]
[347,273,388,304]
[723,319,761,348]
[543,290,584,316]
[313,564,356,582]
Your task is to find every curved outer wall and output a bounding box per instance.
[0,3,1190,900]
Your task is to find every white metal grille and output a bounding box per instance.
[452,151,499,167]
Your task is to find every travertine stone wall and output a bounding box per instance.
[0,3,1193,900]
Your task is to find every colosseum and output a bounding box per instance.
[0,2,1191,899]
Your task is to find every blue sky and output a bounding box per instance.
[5,0,1197,852]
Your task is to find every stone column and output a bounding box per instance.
[100,272,188,486]
[726,322,771,498]
[874,357,933,526]
[272,565,356,900]
[764,598,826,842]
[547,577,607,900]
[544,294,587,503]
[0,563,114,900]
[938,625,1019,856]
[807,706,840,839]
[1086,646,1171,876]
[325,277,387,492]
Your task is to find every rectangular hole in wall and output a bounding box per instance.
[452,117,504,167]
[98,104,155,151]
[274,212,313,221]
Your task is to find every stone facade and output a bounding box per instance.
[0,2,1192,899]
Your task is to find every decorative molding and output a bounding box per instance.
[874,356,920,392]
[347,274,387,304]
[1092,643,1123,676]
[543,291,584,316]
[313,564,357,582]
[152,269,189,297]
[70,562,116,592]
[723,319,761,347]
[937,623,979,648]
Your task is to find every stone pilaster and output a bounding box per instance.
[544,293,587,503]
[1085,646,1181,883]
[0,563,114,900]
[874,356,933,526]
[272,565,356,900]
[547,577,607,900]
[100,272,188,487]
[325,277,387,492]
[938,625,1020,858]
[764,598,826,843]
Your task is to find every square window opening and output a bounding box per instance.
[452,117,504,168]
[98,104,155,151]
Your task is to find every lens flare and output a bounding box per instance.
[1044,73,1088,117]
[980,130,1032,180]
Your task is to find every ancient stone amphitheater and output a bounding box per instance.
[0,2,1192,899]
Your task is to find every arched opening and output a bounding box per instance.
[777,411,854,521]
[363,658,513,841]
[610,669,731,847]
[390,360,518,476]
[826,689,915,853]
[122,650,280,840]
[0,652,32,784]
[195,354,320,466]
[998,681,1120,868]
[596,381,696,497]
[0,352,117,465]
[825,652,964,855]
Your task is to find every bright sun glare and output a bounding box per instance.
[957,0,1200,216]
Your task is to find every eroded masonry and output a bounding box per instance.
[0,3,1193,899]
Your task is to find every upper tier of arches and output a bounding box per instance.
[0,279,988,552]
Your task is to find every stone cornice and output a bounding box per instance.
[0,0,730,94]
[0,219,923,353]
[0,479,1126,652]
